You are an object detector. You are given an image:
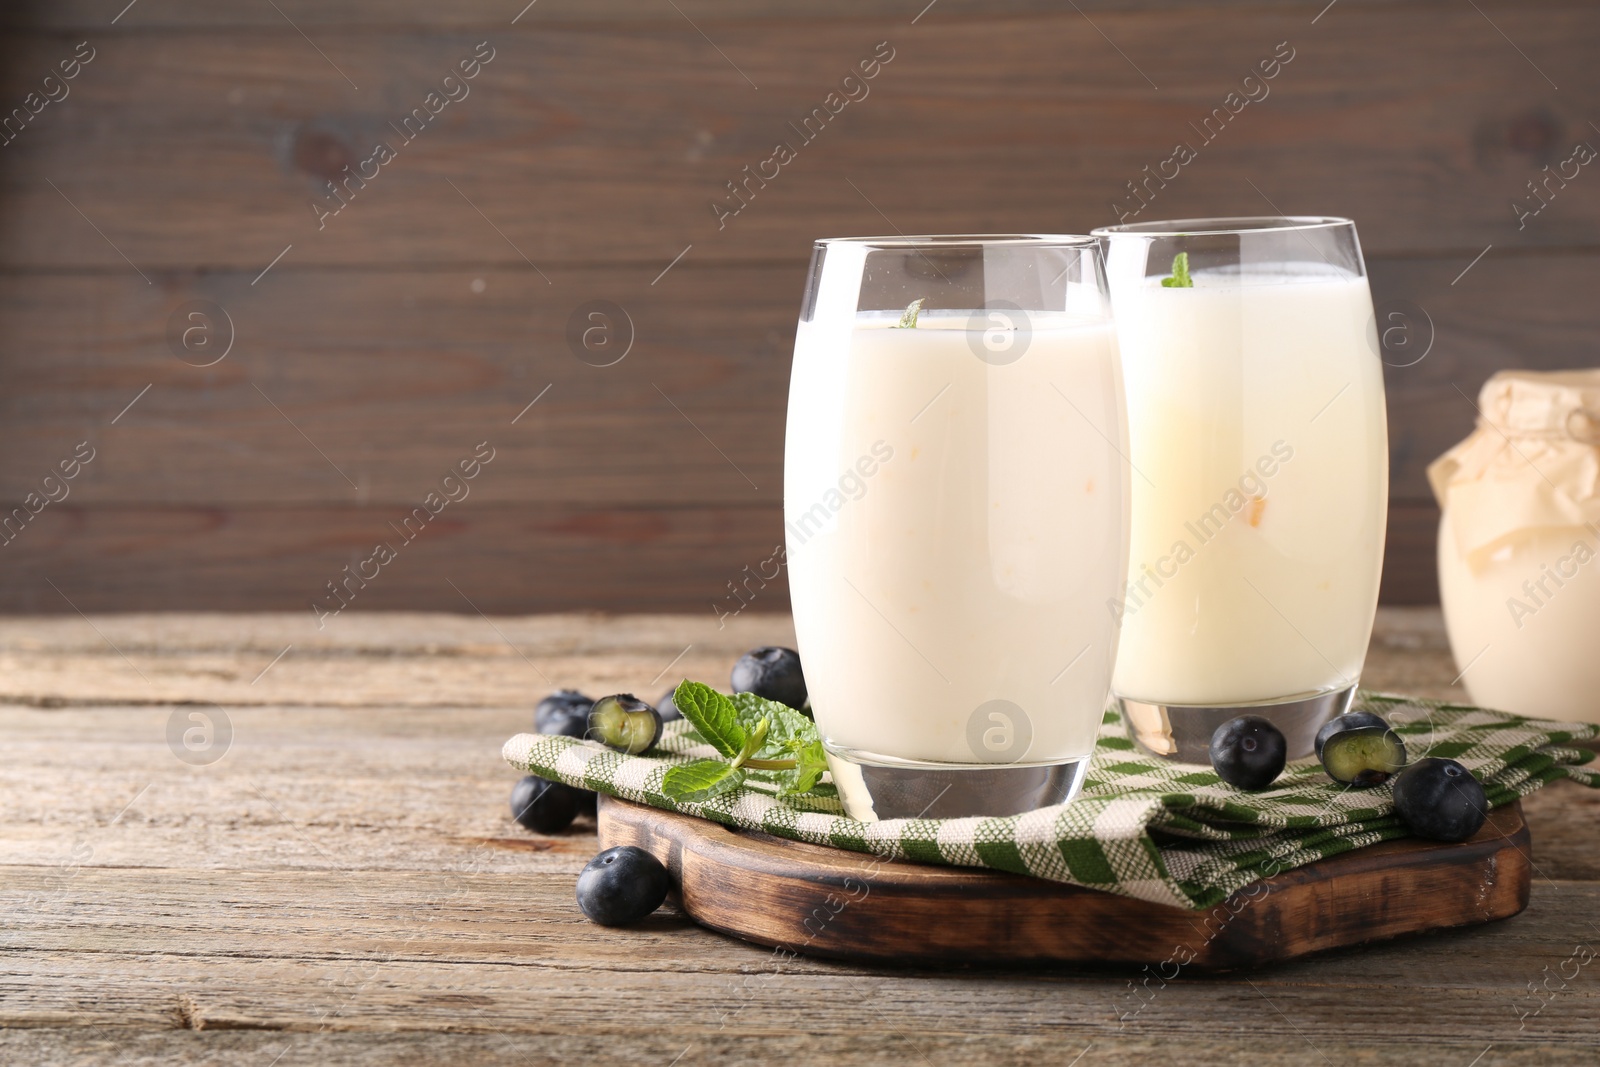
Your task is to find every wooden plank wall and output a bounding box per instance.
[0,0,1595,614]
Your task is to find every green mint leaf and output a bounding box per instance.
[730,692,818,757]
[672,680,747,758]
[893,297,925,328]
[729,717,771,770]
[729,692,830,795]
[782,739,829,796]
[1161,252,1192,288]
[661,759,746,802]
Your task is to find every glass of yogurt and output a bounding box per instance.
[785,235,1129,820]
[1091,217,1388,762]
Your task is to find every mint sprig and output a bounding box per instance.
[1161,252,1193,288]
[729,692,829,791]
[893,297,925,328]
[661,681,829,800]
[786,737,829,793]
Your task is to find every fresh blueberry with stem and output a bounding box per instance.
[731,647,808,713]
[588,694,663,754]
[1313,710,1390,762]
[535,689,594,738]
[509,775,580,833]
[1209,715,1288,790]
[1391,757,1488,842]
[576,845,672,926]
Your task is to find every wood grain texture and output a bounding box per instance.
[0,250,1587,609]
[2,1032,1598,1067]
[0,254,1588,506]
[0,501,1448,615]
[0,0,1386,30]
[0,1,1595,610]
[598,796,1532,969]
[0,503,788,614]
[0,604,1462,710]
[1381,500,1442,605]
[0,265,797,506]
[0,610,1597,1064]
[1,6,1596,267]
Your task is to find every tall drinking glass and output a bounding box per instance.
[785,235,1129,820]
[1091,217,1388,762]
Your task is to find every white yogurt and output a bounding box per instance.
[1108,269,1388,706]
[785,310,1128,765]
[1439,514,1600,723]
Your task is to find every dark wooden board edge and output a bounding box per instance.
[598,797,1531,970]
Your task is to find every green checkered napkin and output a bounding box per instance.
[502,692,1600,910]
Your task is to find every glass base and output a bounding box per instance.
[823,742,1089,822]
[1118,684,1357,764]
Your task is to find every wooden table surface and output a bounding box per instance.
[3,608,1598,1065]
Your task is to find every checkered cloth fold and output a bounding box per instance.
[502,692,1599,910]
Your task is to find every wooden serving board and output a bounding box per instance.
[598,796,1532,970]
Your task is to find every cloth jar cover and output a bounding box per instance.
[1429,369,1600,569]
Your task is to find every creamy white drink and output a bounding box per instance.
[1107,268,1388,707]
[1438,518,1600,722]
[785,310,1128,767]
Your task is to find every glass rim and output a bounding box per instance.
[1090,215,1354,238]
[813,233,1099,250]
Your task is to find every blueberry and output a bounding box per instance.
[535,689,594,737]
[731,647,808,712]
[509,775,580,833]
[576,845,671,926]
[1314,710,1390,762]
[1392,757,1488,842]
[1209,716,1287,790]
[587,694,663,755]
[657,687,684,722]
[534,691,601,811]
[1320,723,1407,787]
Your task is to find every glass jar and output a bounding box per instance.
[1432,369,1600,724]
